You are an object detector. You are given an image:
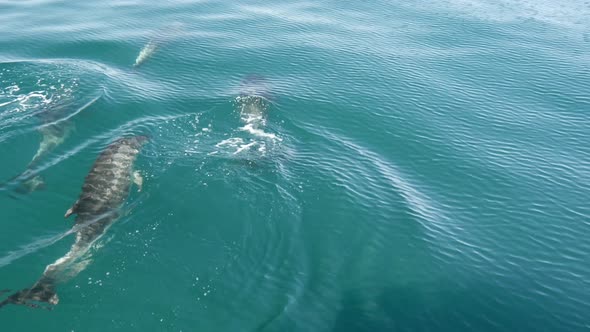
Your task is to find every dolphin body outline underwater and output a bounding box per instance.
[132,22,185,68]
[0,95,100,195]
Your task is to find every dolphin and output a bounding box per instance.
[0,136,148,309]
[237,94,268,123]
[132,22,185,68]
[234,75,282,146]
[20,106,71,191]
[236,75,271,127]
[133,40,158,68]
[2,95,99,194]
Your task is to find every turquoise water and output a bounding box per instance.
[1,0,589,330]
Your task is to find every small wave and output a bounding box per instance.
[0,230,75,269]
[36,93,101,132]
[412,0,590,30]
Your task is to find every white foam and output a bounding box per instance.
[215,137,244,147]
[0,100,16,108]
[11,92,51,113]
[239,123,282,141]
[233,141,257,155]
[240,112,265,125]
[6,84,20,93]
[240,123,283,141]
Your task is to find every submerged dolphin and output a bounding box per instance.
[133,40,158,68]
[0,136,147,309]
[19,104,71,191]
[2,96,99,194]
[234,75,281,146]
[237,94,268,123]
[236,75,271,127]
[133,22,184,68]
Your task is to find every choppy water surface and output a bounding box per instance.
[1,0,589,331]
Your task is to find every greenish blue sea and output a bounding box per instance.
[1,0,589,331]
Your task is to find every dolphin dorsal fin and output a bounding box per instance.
[64,200,79,218]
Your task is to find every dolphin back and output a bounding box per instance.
[66,135,148,220]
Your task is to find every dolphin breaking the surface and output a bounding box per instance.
[0,136,147,309]
[237,74,271,128]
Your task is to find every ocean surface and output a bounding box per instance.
[0,0,589,331]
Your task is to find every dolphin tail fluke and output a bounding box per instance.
[0,278,58,310]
